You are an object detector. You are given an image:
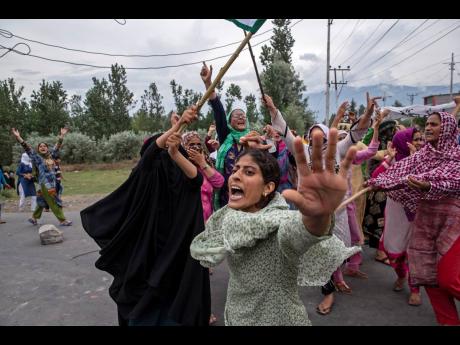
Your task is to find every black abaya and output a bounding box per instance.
[81,134,211,326]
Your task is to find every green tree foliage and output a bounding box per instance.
[83,64,135,139]
[170,79,203,130]
[260,19,295,68]
[358,104,366,115]
[224,83,242,114]
[132,82,165,133]
[0,78,30,164]
[29,79,70,136]
[108,64,135,133]
[260,54,315,131]
[392,100,404,107]
[244,93,260,127]
[350,98,357,113]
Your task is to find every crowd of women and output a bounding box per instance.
[79,63,460,326]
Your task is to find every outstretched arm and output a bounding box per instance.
[283,129,357,236]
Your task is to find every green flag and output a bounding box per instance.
[227,19,266,34]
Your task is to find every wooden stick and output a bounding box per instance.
[336,186,372,211]
[178,31,254,133]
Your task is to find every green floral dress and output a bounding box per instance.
[190,193,360,326]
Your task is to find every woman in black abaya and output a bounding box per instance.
[80,107,211,326]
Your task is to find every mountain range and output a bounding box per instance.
[305,82,460,122]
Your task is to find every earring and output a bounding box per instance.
[263,192,267,197]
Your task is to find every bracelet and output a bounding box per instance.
[201,164,209,170]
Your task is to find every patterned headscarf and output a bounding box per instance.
[181,131,214,167]
[368,112,460,213]
[392,128,416,162]
[21,153,32,168]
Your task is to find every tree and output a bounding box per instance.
[260,54,315,132]
[132,82,165,133]
[350,98,357,113]
[83,77,112,140]
[392,100,404,107]
[358,104,366,115]
[260,19,295,68]
[108,64,135,134]
[68,95,86,132]
[170,79,203,130]
[29,79,69,135]
[83,64,135,140]
[224,83,242,114]
[244,94,260,126]
[0,78,30,164]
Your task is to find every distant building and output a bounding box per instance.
[423,91,460,105]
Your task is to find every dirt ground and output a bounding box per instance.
[2,193,106,213]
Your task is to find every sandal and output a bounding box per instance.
[343,268,368,279]
[335,281,352,294]
[28,218,38,225]
[408,293,422,306]
[59,220,73,227]
[375,256,391,266]
[316,302,334,315]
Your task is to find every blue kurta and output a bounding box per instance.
[17,163,37,197]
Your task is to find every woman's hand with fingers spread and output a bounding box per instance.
[282,129,357,235]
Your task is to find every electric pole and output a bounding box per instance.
[382,91,392,106]
[330,65,351,109]
[325,19,333,126]
[407,93,418,105]
[443,52,456,100]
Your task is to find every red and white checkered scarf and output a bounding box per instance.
[368,112,460,213]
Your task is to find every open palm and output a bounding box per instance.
[283,130,356,217]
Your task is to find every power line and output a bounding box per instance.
[354,19,429,73]
[349,23,460,83]
[348,19,400,69]
[332,19,361,62]
[330,19,351,44]
[0,21,296,58]
[343,19,386,66]
[349,20,458,80]
[0,20,305,71]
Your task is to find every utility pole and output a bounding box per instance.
[443,52,456,100]
[407,93,418,105]
[330,65,351,109]
[325,19,333,126]
[382,91,392,106]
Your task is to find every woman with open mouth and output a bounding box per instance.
[190,129,360,326]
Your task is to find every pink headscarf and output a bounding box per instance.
[368,112,460,213]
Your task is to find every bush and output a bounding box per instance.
[59,132,100,163]
[103,131,148,162]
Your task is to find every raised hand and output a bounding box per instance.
[282,129,357,218]
[166,132,182,158]
[207,123,216,137]
[239,132,273,151]
[11,128,20,138]
[366,92,382,115]
[261,94,277,112]
[386,141,397,159]
[179,106,198,126]
[60,127,70,137]
[200,62,213,87]
[331,101,349,128]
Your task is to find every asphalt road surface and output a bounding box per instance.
[0,211,450,326]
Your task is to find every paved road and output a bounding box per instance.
[0,211,448,326]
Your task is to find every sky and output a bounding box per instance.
[0,19,459,117]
